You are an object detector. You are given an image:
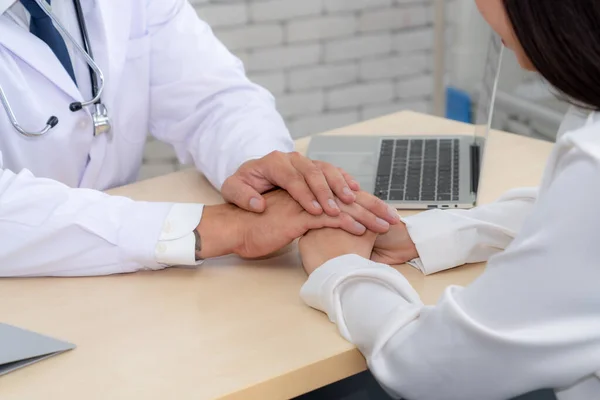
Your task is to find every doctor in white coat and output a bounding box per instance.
[0,0,401,277]
[299,0,600,399]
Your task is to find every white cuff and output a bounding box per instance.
[300,254,422,341]
[154,203,204,267]
[401,210,469,275]
[117,201,174,271]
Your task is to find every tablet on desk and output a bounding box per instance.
[0,323,75,376]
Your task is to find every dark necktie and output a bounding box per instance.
[20,0,77,84]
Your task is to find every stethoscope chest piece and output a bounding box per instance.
[0,0,111,138]
[93,104,111,136]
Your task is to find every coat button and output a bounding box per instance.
[156,243,167,254]
[78,118,89,130]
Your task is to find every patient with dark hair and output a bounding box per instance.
[298,1,600,399]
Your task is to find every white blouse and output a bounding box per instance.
[301,109,600,400]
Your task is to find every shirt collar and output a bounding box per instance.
[0,0,17,15]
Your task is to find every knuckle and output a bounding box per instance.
[362,192,382,207]
[289,151,302,161]
[342,170,355,180]
[323,166,345,181]
[314,186,332,198]
[375,197,388,210]
[353,206,372,222]
[222,175,239,190]
[301,215,321,230]
[317,161,336,174]
[269,150,286,163]
[332,176,348,189]
[222,176,233,186]
[339,214,358,230]
[287,180,310,197]
[232,164,248,175]
[364,197,387,215]
[279,165,303,183]
[304,165,324,179]
[340,213,354,224]
[289,170,306,184]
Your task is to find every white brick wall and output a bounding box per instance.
[326,82,395,110]
[287,15,356,43]
[198,0,439,139]
[142,0,449,178]
[289,63,358,91]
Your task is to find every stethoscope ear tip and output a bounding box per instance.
[47,116,59,128]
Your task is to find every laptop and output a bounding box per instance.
[307,35,504,210]
[0,323,75,376]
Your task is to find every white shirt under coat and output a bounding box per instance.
[302,108,600,400]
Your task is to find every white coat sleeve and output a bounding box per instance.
[0,165,179,277]
[402,187,537,274]
[301,129,600,399]
[145,0,294,190]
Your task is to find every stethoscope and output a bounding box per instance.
[0,0,111,137]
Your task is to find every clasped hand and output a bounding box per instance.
[197,189,400,259]
[196,151,416,264]
[196,189,417,271]
[299,223,418,276]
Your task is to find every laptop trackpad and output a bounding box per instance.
[311,152,376,190]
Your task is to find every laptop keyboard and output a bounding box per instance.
[374,139,460,202]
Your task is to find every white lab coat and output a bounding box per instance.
[301,108,600,400]
[0,0,293,276]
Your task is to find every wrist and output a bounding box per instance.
[404,239,419,261]
[196,204,242,259]
[321,248,369,266]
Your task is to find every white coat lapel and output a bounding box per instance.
[0,15,82,102]
[76,0,134,189]
[83,0,133,108]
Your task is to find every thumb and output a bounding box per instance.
[370,251,387,264]
[221,176,266,213]
[370,249,399,265]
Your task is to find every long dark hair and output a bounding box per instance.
[503,0,600,111]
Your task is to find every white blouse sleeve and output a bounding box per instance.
[402,187,537,274]
[301,126,600,400]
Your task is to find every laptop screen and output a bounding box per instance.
[474,34,505,152]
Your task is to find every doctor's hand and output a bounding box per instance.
[196,190,369,259]
[370,222,419,265]
[221,151,400,229]
[299,229,377,276]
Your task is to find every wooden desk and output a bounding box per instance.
[0,112,553,400]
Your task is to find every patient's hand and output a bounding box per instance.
[371,222,419,265]
[198,189,366,259]
[299,229,377,275]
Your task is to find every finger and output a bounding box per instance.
[354,191,401,225]
[263,153,325,215]
[221,175,266,213]
[304,212,367,236]
[288,154,340,216]
[339,167,361,191]
[312,161,355,205]
[335,199,391,234]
